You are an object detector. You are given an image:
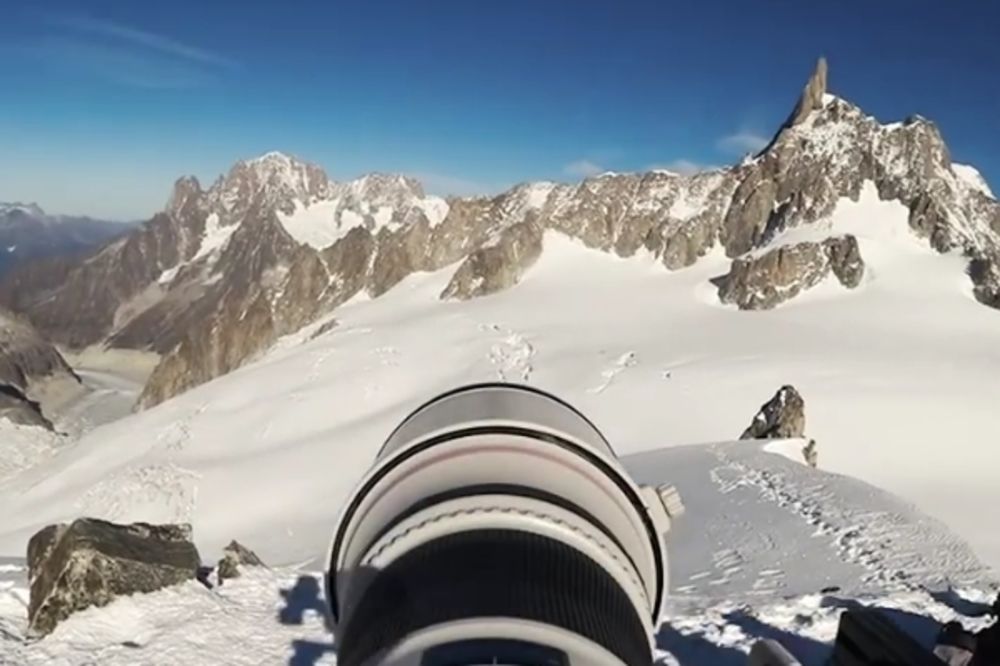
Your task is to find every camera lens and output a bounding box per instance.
[326,383,677,666]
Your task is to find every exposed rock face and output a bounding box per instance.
[741,385,806,440]
[0,308,80,428]
[785,57,828,128]
[0,384,52,429]
[718,235,865,309]
[442,220,544,299]
[216,540,264,581]
[969,255,1000,308]
[27,519,200,635]
[825,235,865,288]
[3,60,999,408]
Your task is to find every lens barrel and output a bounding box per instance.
[326,383,679,666]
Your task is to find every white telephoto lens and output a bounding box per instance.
[326,383,677,666]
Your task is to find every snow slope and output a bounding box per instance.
[4,186,1000,660]
[1,442,995,664]
[953,163,995,199]
[1,571,995,665]
[3,188,1000,569]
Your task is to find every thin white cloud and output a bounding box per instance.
[716,130,769,155]
[25,36,215,89]
[563,159,604,178]
[648,159,717,176]
[18,14,238,88]
[50,15,237,69]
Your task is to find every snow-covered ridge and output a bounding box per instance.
[174,153,451,252]
[954,163,995,199]
[0,202,46,218]
[750,182,917,257]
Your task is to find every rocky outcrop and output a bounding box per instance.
[216,540,264,581]
[969,255,1000,308]
[785,57,828,129]
[718,235,865,309]
[825,235,865,288]
[4,60,1000,408]
[27,519,200,636]
[741,385,806,440]
[0,312,77,389]
[742,386,818,467]
[442,220,544,299]
[0,384,52,429]
[0,308,80,428]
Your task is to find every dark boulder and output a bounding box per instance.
[27,518,200,636]
[217,540,265,581]
[824,235,865,288]
[741,385,806,440]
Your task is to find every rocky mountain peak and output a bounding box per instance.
[344,173,426,208]
[166,176,204,220]
[5,58,1000,412]
[0,203,46,219]
[213,152,331,216]
[785,57,829,128]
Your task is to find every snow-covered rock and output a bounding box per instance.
[741,386,806,440]
[718,236,864,310]
[26,519,199,636]
[784,57,830,129]
[216,540,264,582]
[953,164,994,199]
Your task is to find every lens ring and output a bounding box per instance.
[327,424,665,623]
[337,529,652,666]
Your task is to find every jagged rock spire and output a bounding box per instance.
[786,57,828,127]
[166,176,203,219]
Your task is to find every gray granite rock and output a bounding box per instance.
[741,385,806,440]
[27,519,200,636]
[217,540,265,582]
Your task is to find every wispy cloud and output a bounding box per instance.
[716,130,769,156]
[648,159,718,176]
[563,159,604,178]
[51,15,238,69]
[18,14,237,89]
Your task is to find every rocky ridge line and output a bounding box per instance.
[1,59,997,408]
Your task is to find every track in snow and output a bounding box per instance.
[588,350,638,394]
[480,323,535,382]
[624,442,993,610]
[1,442,996,665]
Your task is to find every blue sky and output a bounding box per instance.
[1,1,998,220]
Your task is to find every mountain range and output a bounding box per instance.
[2,58,1000,664]
[0,203,131,277]
[0,58,997,412]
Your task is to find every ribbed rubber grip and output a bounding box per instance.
[338,529,651,666]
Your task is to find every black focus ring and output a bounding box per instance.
[338,529,651,666]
